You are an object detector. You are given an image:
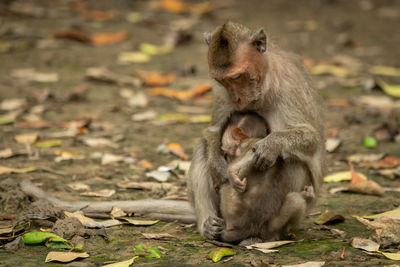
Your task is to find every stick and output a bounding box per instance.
[20,180,196,224]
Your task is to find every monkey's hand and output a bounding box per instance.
[203,216,225,240]
[251,137,281,171]
[228,165,247,193]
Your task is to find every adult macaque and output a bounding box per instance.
[219,113,315,243]
[187,22,325,241]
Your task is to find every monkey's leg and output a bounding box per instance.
[187,139,224,240]
[221,228,251,244]
[268,192,306,234]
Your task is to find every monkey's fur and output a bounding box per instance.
[219,112,315,243]
[187,22,325,242]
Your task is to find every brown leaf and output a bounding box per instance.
[0,148,14,159]
[53,29,91,43]
[80,189,116,198]
[314,210,345,225]
[138,160,153,169]
[146,83,211,100]
[142,232,175,240]
[136,70,176,86]
[348,180,385,196]
[16,120,51,129]
[167,143,188,160]
[360,156,400,169]
[14,133,39,144]
[327,98,350,107]
[83,10,118,21]
[45,252,89,263]
[91,31,128,46]
[349,161,367,186]
[160,0,188,13]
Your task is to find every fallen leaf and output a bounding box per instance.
[142,232,174,240]
[122,219,159,226]
[101,153,125,165]
[138,160,153,169]
[23,232,62,245]
[11,68,59,83]
[348,153,385,163]
[379,168,400,179]
[370,66,400,76]
[103,256,138,267]
[0,98,26,111]
[82,137,119,148]
[91,31,128,46]
[376,78,400,98]
[54,150,84,162]
[360,156,400,169]
[314,210,345,225]
[140,43,172,55]
[147,83,212,100]
[349,161,367,185]
[133,244,162,258]
[146,170,171,182]
[64,211,96,224]
[0,148,14,159]
[363,136,378,148]
[118,51,150,64]
[361,208,400,220]
[158,113,211,123]
[52,29,91,43]
[358,95,400,109]
[0,115,15,125]
[310,64,354,77]
[126,12,144,23]
[325,138,341,152]
[83,219,122,229]
[377,250,400,260]
[67,182,90,191]
[167,143,188,160]
[282,262,325,267]
[131,110,157,121]
[160,0,187,13]
[16,120,51,129]
[351,237,379,252]
[81,189,116,198]
[85,67,141,87]
[127,92,148,108]
[166,160,191,174]
[117,181,173,191]
[110,207,127,218]
[0,166,36,175]
[45,251,89,263]
[246,240,294,253]
[327,98,349,107]
[349,179,385,195]
[356,215,400,247]
[83,10,118,22]
[208,247,236,263]
[34,139,62,148]
[136,70,176,86]
[324,171,366,183]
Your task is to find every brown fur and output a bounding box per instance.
[187,22,325,242]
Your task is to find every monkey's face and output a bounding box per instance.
[210,44,267,110]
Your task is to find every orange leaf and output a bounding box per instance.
[348,161,367,186]
[327,98,350,107]
[91,31,128,46]
[167,143,188,160]
[83,10,118,21]
[303,58,315,70]
[160,0,188,13]
[136,71,176,86]
[139,160,153,169]
[146,83,212,100]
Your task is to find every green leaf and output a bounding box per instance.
[361,208,400,219]
[376,78,400,98]
[103,256,138,267]
[377,250,400,260]
[0,115,15,125]
[45,241,71,249]
[363,136,378,148]
[133,244,162,258]
[324,171,367,183]
[370,66,400,77]
[23,232,58,245]
[34,139,62,148]
[139,43,173,55]
[208,248,236,263]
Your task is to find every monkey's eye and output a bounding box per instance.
[223,153,231,163]
[230,73,241,80]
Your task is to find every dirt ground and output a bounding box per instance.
[1,0,400,266]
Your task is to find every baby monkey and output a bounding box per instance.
[219,112,315,244]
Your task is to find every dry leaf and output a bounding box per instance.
[131,110,157,121]
[138,160,153,169]
[327,98,349,107]
[246,240,294,254]
[348,161,384,196]
[122,218,159,226]
[11,68,59,83]
[54,150,84,162]
[358,95,400,109]
[370,66,400,76]
[351,237,379,252]
[0,98,26,111]
[16,120,51,129]
[311,64,354,77]
[83,10,118,22]
[82,138,119,148]
[117,181,173,191]
[158,113,211,124]
[64,211,96,224]
[85,67,141,87]
[379,168,400,179]
[83,219,122,229]
[314,210,345,225]
[0,148,14,159]
[53,29,91,43]
[166,143,188,160]
[103,256,138,267]
[348,153,386,163]
[142,232,175,240]
[160,0,187,13]
[146,83,212,100]
[110,207,127,218]
[356,214,400,247]
[91,31,128,46]
[81,189,116,198]
[377,250,400,261]
[0,166,36,175]
[67,182,90,191]
[325,138,341,152]
[324,171,367,183]
[136,70,176,86]
[282,262,325,267]
[146,170,171,182]
[359,156,400,169]
[118,51,151,64]
[45,251,89,263]
[101,153,125,165]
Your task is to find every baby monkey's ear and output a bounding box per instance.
[250,28,267,53]
[204,32,212,45]
[232,127,249,142]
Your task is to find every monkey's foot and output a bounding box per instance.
[238,237,262,247]
[203,216,225,240]
[301,185,315,201]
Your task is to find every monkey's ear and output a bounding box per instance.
[233,128,249,142]
[204,32,212,45]
[250,28,267,53]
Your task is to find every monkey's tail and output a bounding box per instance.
[20,180,196,224]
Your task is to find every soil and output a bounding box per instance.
[0,0,400,266]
